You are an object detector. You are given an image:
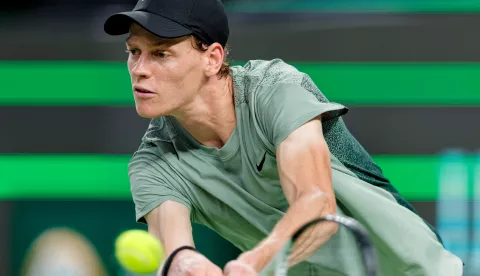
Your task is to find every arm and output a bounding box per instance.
[145,200,222,276]
[237,118,338,271]
[146,200,195,257]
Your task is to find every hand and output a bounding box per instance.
[163,249,223,276]
[223,242,280,275]
[223,260,257,276]
[288,220,337,266]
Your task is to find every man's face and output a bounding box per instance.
[126,23,206,118]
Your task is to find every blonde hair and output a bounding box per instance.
[191,35,231,79]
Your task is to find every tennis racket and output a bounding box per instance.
[259,214,378,276]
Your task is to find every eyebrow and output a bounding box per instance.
[125,35,180,47]
[126,34,187,48]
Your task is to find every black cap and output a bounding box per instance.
[104,0,229,47]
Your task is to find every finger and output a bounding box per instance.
[289,226,316,263]
[211,264,223,276]
[238,263,256,276]
[223,261,234,276]
[224,263,243,276]
[289,224,329,265]
[224,261,256,276]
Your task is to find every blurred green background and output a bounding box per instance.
[1,0,479,275]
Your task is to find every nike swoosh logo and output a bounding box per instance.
[256,151,267,172]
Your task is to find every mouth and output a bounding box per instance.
[134,86,156,98]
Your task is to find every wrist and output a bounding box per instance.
[239,238,283,272]
[161,245,197,276]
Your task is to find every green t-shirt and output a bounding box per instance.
[129,59,461,275]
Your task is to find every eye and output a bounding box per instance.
[153,51,167,58]
[126,49,140,56]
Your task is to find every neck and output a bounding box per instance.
[171,75,236,148]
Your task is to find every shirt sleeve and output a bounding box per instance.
[254,81,348,149]
[128,146,192,223]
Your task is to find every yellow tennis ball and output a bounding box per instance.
[115,229,164,274]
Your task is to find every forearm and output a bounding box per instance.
[146,200,195,257]
[241,191,337,271]
[286,192,338,266]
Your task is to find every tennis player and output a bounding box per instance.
[104,0,463,275]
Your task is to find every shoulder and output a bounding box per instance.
[233,59,330,104]
[235,59,305,88]
[243,58,300,78]
[128,116,177,172]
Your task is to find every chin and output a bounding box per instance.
[135,104,165,119]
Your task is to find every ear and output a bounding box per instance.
[204,42,225,77]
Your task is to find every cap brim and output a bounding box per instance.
[104,11,192,38]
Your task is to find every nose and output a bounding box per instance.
[131,54,152,80]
